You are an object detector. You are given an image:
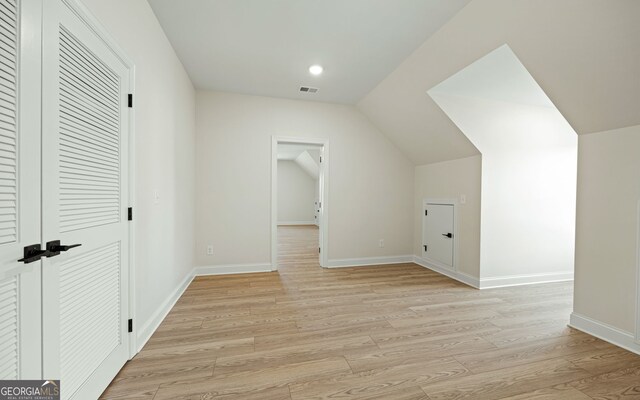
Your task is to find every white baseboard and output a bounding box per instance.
[195,263,274,275]
[413,256,480,288]
[277,221,316,226]
[479,271,574,289]
[136,269,195,352]
[570,312,640,355]
[326,255,413,268]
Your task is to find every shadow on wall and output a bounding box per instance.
[428,44,578,284]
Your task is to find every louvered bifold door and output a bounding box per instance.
[41,1,130,399]
[0,0,43,380]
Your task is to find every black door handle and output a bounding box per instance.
[442,233,453,238]
[18,244,48,264]
[46,240,82,257]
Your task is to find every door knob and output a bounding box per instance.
[442,233,453,238]
[46,240,82,257]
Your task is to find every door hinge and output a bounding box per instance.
[423,244,428,252]
[128,319,133,333]
[128,94,133,108]
[319,247,321,254]
[425,210,428,216]
[128,207,133,221]
[320,156,322,163]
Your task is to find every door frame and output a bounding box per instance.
[636,200,640,344]
[14,0,44,379]
[56,0,137,358]
[271,136,329,269]
[422,198,459,273]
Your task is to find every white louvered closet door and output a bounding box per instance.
[0,0,43,380]
[41,1,130,399]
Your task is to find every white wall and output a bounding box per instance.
[80,0,196,344]
[278,160,316,224]
[430,94,577,283]
[414,156,481,278]
[573,124,640,335]
[195,91,414,267]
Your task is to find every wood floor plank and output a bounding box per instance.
[495,387,592,399]
[214,335,377,376]
[100,363,213,399]
[454,334,609,374]
[346,335,496,373]
[480,320,579,347]
[101,225,640,399]
[564,366,640,398]
[370,320,501,349]
[135,337,254,362]
[565,347,640,375]
[421,358,592,400]
[289,357,467,400]
[153,357,351,399]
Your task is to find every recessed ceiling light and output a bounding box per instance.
[309,65,323,76]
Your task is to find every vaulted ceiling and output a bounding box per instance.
[147,0,471,104]
[357,0,640,164]
[149,0,640,166]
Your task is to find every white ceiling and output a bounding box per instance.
[147,0,471,103]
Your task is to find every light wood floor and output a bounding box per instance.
[102,225,640,399]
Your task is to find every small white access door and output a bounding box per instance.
[423,203,455,271]
[41,1,131,399]
[0,0,43,380]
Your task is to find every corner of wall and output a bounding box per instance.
[570,312,640,356]
[413,256,480,289]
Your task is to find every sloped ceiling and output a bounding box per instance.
[277,144,321,179]
[295,151,319,180]
[148,0,471,104]
[357,0,640,165]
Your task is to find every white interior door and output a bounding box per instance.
[423,203,454,270]
[0,0,42,380]
[41,1,130,398]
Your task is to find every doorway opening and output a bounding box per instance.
[271,137,328,270]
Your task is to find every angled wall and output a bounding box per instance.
[428,46,577,287]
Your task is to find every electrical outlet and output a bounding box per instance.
[378,239,384,248]
[460,194,467,204]
[206,245,213,255]
[153,189,160,204]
